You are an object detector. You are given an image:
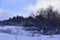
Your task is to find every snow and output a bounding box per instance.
[0,26,60,40]
[0,33,60,40]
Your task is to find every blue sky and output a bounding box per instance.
[0,0,37,20]
[0,0,60,20]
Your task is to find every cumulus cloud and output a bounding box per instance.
[25,0,60,12]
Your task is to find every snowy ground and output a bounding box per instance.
[0,26,60,40]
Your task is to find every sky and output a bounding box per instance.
[0,0,60,20]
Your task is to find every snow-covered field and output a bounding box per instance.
[0,26,60,40]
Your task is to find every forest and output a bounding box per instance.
[0,6,60,35]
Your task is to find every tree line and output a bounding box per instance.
[0,6,60,34]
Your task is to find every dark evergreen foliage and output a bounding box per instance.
[0,6,60,35]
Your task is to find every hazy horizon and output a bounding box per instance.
[0,0,60,20]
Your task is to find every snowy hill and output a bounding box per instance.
[0,26,60,40]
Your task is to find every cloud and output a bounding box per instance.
[0,8,24,20]
[0,8,19,20]
[0,8,10,20]
[0,8,7,14]
[0,0,60,20]
[25,0,60,12]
